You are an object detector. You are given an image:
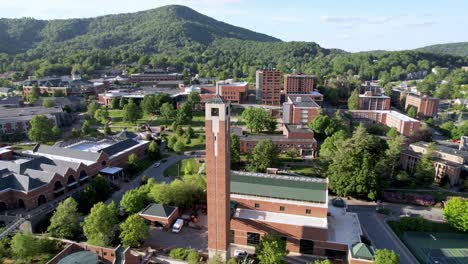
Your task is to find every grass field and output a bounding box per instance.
[401,232,468,264]
[108,110,206,128]
[163,158,204,177]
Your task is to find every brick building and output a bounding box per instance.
[47,242,140,264]
[284,74,315,95]
[233,124,318,157]
[400,142,468,187]
[0,106,70,135]
[204,98,371,262]
[256,69,282,105]
[216,80,249,103]
[283,94,322,125]
[138,203,179,229]
[22,75,94,97]
[350,110,421,137]
[129,70,183,87]
[358,91,391,110]
[0,138,149,211]
[405,93,439,117]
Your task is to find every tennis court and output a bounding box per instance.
[401,232,468,264]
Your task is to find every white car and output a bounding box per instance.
[153,162,161,168]
[234,249,248,258]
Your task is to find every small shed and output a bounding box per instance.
[138,203,179,228]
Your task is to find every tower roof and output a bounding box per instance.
[206,94,226,104]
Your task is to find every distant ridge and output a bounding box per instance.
[0,5,281,54]
[416,42,468,57]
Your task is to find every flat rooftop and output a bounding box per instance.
[386,110,418,122]
[327,201,362,246]
[0,106,62,119]
[287,94,320,108]
[234,208,327,229]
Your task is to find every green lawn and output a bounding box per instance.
[108,110,206,128]
[163,158,204,177]
[12,144,35,151]
[289,164,326,178]
[184,132,206,151]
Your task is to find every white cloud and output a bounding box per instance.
[405,20,435,27]
[319,15,392,28]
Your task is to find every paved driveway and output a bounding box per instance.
[144,226,208,251]
[108,154,189,205]
[349,205,419,264]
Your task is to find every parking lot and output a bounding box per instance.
[144,210,208,252]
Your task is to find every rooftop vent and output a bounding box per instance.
[295,97,302,102]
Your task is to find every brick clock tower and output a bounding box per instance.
[205,95,231,260]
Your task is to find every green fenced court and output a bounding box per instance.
[401,232,468,264]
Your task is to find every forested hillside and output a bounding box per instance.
[0,4,467,89]
[417,42,468,57]
[0,5,279,54]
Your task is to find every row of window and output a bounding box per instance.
[253,203,311,214]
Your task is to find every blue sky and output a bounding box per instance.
[1,0,467,52]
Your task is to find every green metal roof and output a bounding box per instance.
[351,243,374,260]
[230,171,327,203]
[139,203,178,218]
[58,251,98,264]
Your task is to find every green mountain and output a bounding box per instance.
[416,42,468,57]
[0,5,280,54]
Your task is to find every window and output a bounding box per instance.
[280,206,285,211]
[211,108,219,116]
[306,209,311,214]
[247,232,260,246]
[103,252,107,256]
[230,230,235,243]
[254,203,260,208]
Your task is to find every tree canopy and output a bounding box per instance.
[28,115,55,142]
[248,139,278,172]
[119,214,149,248]
[83,201,119,246]
[47,197,80,239]
[443,197,468,232]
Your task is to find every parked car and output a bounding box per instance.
[153,162,161,168]
[172,218,184,233]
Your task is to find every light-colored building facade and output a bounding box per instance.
[400,142,468,187]
[350,110,421,137]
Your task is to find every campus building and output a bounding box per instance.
[129,70,183,87]
[284,74,315,95]
[204,98,373,263]
[358,91,391,110]
[0,106,71,135]
[173,80,249,106]
[0,137,149,210]
[233,124,318,157]
[283,94,322,125]
[22,75,94,97]
[400,142,468,187]
[349,110,421,137]
[256,69,282,106]
[405,93,439,117]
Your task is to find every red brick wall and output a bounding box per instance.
[284,75,315,95]
[139,210,179,229]
[231,218,346,254]
[232,197,327,218]
[206,118,231,253]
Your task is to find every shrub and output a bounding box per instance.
[376,207,390,215]
[187,250,200,264]
[170,248,189,260]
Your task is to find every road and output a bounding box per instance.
[349,205,419,264]
[107,154,189,205]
